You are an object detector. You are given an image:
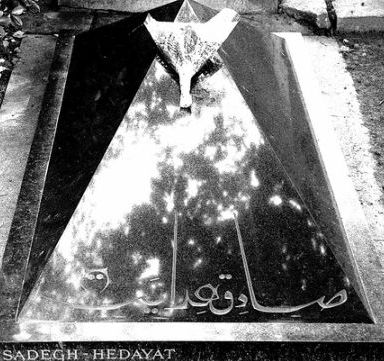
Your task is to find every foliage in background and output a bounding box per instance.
[0,0,40,76]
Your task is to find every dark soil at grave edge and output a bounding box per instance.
[337,33,384,210]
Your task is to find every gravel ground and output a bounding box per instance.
[338,33,384,216]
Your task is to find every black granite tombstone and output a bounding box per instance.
[1,0,374,336]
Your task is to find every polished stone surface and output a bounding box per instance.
[217,19,371,309]
[21,56,369,321]
[19,2,370,322]
[2,1,183,316]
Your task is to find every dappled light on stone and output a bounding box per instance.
[17,0,371,324]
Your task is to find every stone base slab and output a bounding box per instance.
[0,35,57,263]
[280,0,330,29]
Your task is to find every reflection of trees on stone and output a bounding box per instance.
[236,144,350,310]
[20,59,367,323]
[151,113,257,225]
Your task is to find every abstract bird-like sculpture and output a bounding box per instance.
[145,7,240,108]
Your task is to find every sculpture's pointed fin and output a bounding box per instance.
[144,13,156,28]
[202,8,240,45]
[207,8,240,25]
[144,13,177,45]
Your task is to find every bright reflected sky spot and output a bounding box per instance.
[301,279,307,291]
[186,179,201,199]
[217,204,235,222]
[139,258,160,279]
[150,95,161,110]
[130,102,147,117]
[214,143,245,174]
[131,252,143,265]
[239,194,249,203]
[166,104,178,117]
[156,113,216,156]
[154,62,167,81]
[269,195,283,206]
[193,258,203,268]
[289,199,302,212]
[66,274,81,290]
[64,263,72,274]
[204,146,216,160]
[123,225,130,236]
[319,244,327,256]
[164,192,174,213]
[12,331,32,342]
[250,169,260,188]
[203,215,213,226]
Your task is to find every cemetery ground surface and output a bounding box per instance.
[0,0,383,345]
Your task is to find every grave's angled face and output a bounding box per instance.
[3,0,372,325]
